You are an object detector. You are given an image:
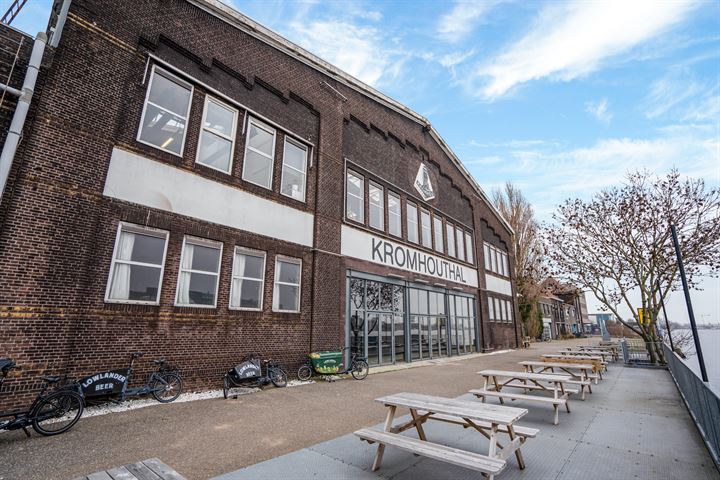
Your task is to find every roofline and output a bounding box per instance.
[188,0,515,235]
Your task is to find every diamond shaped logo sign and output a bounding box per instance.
[414,163,435,201]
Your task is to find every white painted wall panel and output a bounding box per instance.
[103,148,314,246]
[485,273,512,296]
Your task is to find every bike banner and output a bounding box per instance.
[79,369,129,396]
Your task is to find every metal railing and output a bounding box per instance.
[620,338,664,365]
[663,343,720,470]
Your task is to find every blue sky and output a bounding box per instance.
[9,0,720,323]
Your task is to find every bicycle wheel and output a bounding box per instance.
[270,368,288,388]
[297,364,313,381]
[32,390,84,436]
[150,372,183,403]
[223,374,232,399]
[350,359,369,380]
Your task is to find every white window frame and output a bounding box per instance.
[388,191,402,237]
[105,222,169,306]
[488,296,495,321]
[137,66,194,157]
[273,255,302,313]
[195,96,238,174]
[433,216,444,253]
[503,253,510,277]
[368,182,385,231]
[280,136,308,202]
[456,226,465,262]
[345,169,365,224]
[174,236,223,309]
[420,209,432,248]
[484,243,491,270]
[446,223,456,258]
[229,246,266,311]
[242,117,277,190]
[407,201,419,244]
[465,232,474,264]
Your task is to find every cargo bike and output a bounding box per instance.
[297,347,369,381]
[223,354,287,399]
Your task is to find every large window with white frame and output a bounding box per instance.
[433,216,444,253]
[230,247,266,310]
[369,182,384,231]
[407,202,419,244]
[346,170,364,223]
[388,192,402,237]
[242,118,276,189]
[196,96,238,173]
[484,242,509,277]
[455,226,465,262]
[138,67,193,156]
[420,209,432,248]
[175,237,222,307]
[465,232,474,264]
[281,137,308,201]
[106,223,169,304]
[273,256,302,312]
[446,223,456,257]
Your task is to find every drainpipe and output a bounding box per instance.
[0,31,47,202]
[49,0,72,48]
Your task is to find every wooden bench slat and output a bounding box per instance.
[478,369,572,382]
[124,462,161,480]
[106,466,136,480]
[87,473,113,480]
[355,428,506,474]
[470,389,567,404]
[417,412,539,438]
[142,459,187,480]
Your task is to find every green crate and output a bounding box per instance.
[309,351,342,374]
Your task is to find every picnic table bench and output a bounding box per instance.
[355,392,534,479]
[471,370,575,425]
[72,458,185,480]
[540,355,605,379]
[578,345,619,360]
[519,361,595,398]
[561,348,614,362]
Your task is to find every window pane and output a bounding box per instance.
[248,123,274,156]
[204,100,234,135]
[198,130,232,172]
[190,244,220,272]
[421,210,431,248]
[388,193,401,237]
[127,232,165,265]
[346,172,364,222]
[278,260,300,284]
[281,165,306,201]
[188,272,217,305]
[407,203,418,243]
[503,254,509,277]
[236,252,264,280]
[231,278,262,309]
[244,149,273,188]
[139,103,186,154]
[346,196,363,222]
[433,217,444,253]
[347,171,363,197]
[109,264,162,302]
[148,72,191,116]
[284,140,307,172]
[369,184,384,230]
[446,224,455,257]
[465,233,473,263]
[484,244,490,269]
[456,227,465,261]
[277,284,299,311]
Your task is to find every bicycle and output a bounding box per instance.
[0,358,84,437]
[223,354,287,399]
[297,346,369,381]
[78,353,183,404]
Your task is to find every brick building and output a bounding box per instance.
[0,0,519,405]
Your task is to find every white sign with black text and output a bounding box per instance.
[341,225,479,288]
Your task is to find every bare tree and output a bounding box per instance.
[493,182,547,338]
[544,170,720,363]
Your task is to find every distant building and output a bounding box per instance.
[588,313,615,336]
[539,278,589,338]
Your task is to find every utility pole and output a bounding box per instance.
[670,224,708,382]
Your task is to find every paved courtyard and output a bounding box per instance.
[1,339,717,479]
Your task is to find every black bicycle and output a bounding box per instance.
[79,353,183,404]
[297,347,369,381]
[0,358,84,437]
[223,354,287,399]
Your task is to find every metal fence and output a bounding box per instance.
[620,338,664,365]
[663,343,720,470]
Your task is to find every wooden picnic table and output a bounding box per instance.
[73,458,185,480]
[519,361,595,398]
[561,348,613,362]
[578,345,619,360]
[556,351,611,366]
[539,355,605,378]
[472,370,574,425]
[355,392,533,479]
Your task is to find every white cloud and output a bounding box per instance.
[585,98,613,124]
[467,0,699,100]
[437,1,500,43]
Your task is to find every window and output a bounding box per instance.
[456,226,465,262]
[106,223,168,304]
[346,170,364,223]
[465,232,474,264]
[446,223,456,257]
[503,254,510,277]
[505,300,512,323]
[369,182,384,230]
[273,256,301,312]
[483,242,509,276]
[388,192,402,237]
[407,202,419,243]
[484,243,491,269]
[230,248,265,310]
[138,67,193,156]
[281,138,308,201]
[488,296,495,321]
[176,237,222,307]
[421,209,432,248]
[433,217,444,253]
[497,298,505,321]
[196,97,237,173]
[243,118,276,189]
